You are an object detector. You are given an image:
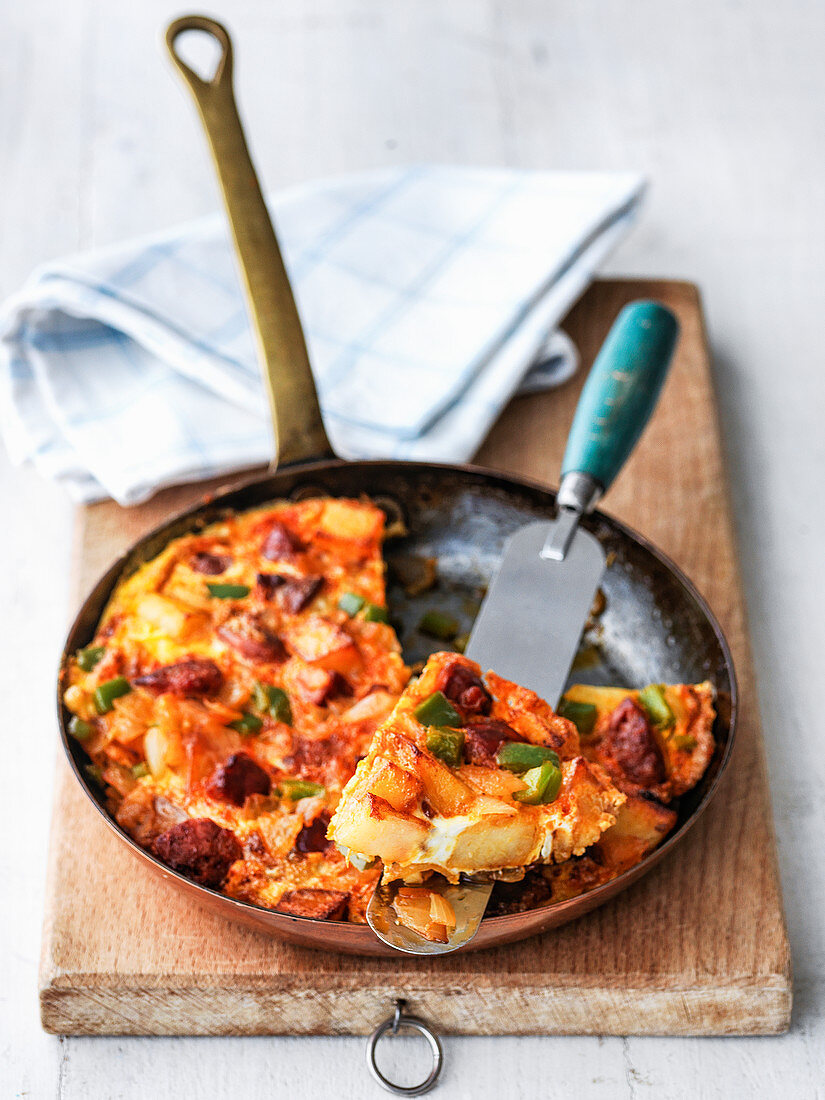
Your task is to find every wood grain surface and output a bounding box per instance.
[39,279,791,1038]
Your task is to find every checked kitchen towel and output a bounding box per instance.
[0,165,644,504]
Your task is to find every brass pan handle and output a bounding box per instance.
[165,15,335,467]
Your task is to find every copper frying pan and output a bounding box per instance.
[56,16,737,956]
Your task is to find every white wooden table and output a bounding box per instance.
[3,2,824,1096]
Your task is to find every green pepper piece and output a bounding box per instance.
[672,733,697,751]
[268,688,293,725]
[84,763,104,787]
[338,592,388,622]
[496,742,560,774]
[557,698,598,736]
[68,715,93,741]
[638,684,674,729]
[363,601,389,623]
[253,682,293,725]
[418,610,460,640]
[131,762,150,779]
[94,676,132,714]
[512,760,563,805]
[338,592,365,616]
[413,690,462,729]
[229,711,263,735]
[206,582,250,599]
[76,645,106,672]
[278,778,325,800]
[426,726,465,767]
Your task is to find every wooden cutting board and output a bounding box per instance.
[39,279,792,1037]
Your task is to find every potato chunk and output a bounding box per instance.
[316,499,384,543]
[367,758,423,813]
[332,793,429,865]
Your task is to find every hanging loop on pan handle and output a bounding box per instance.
[165,15,335,469]
[367,999,444,1096]
[543,299,679,562]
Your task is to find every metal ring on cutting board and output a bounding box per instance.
[366,1000,443,1096]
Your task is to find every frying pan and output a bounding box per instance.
[56,15,737,957]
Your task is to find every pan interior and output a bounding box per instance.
[62,460,734,922]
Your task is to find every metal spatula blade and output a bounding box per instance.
[367,877,494,955]
[367,301,679,955]
[465,517,605,705]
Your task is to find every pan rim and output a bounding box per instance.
[56,458,738,943]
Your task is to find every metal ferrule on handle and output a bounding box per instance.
[541,470,602,561]
[542,300,679,562]
[165,15,335,468]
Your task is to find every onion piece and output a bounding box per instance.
[392,886,455,943]
[144,725,169,778]
[428,890,456,930]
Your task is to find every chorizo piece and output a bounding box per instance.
[152,818,242,888]
[255,573,286,600]
[217,612,287,663]
[134,658,223,697]
[190,551,231,575]
[284,733,358,786]
[262,521,304,562]
[463,717,525,767]
[601,698,666,786]
[275,887,349,920]
[436,661,492,716]
[294,810,334,854]
[206,753,272,806]
[278,575,324,614]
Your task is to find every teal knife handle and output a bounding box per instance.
[561,300,679,495]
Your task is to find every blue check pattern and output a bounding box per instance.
[0,165,643,503]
